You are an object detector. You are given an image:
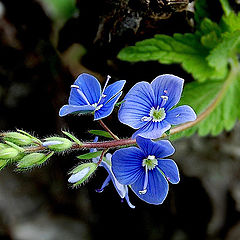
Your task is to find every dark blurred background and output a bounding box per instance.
[0,0,240,239]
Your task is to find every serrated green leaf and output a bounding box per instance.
[200,18,222,36]
[221,12,240,32]
[170,70,240,140]
[77,151,102,160]
[118,33,226,82]
[88,130,113,139]
[207,31,240,70]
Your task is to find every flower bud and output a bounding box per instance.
[0,147,19,159]
[43,137,72,151]
[17,152,54,169]
[2,132,33,146]
[68,162,98,186]
[0,160,8,170]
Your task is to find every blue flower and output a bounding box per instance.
[118,74,196,139]
[59,73,126,120]
[112,136,179,205]
[69,137,135,208]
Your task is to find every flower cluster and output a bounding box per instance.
[60,73,196,207]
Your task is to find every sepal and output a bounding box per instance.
[17,152,54,169]
[0,147,19,159]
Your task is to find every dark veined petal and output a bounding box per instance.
[102,80,126,103]
[165,105,197,125]
[118,82,155,129]
[59,104,95,117]
[94,92,122,120]
[136,136,175,159]
[112,147,144,185]
[158,159,180,184]
[131,168,169,205]
[132,120,171,139]
[151,74,184,111]
[69,73,101,106]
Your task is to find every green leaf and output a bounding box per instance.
[207,31,240,70]
[170,70,240,140]
[221,12,240,32]
[194,0,210,25]
[61,131,82,145]
[118,33,226,82]
[89,130,113,139]
[77,151,102,160]
[219,0,232,16]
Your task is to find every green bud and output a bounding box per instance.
[44,137,72,151]
[0,160,8,170]
[0,147,19,159]
[0,143,8,149]
[68,162,98,186]
[17,152,54,169]
[2,132,33,146]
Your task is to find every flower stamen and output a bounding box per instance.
[139,155,158,195]
[71,85,91,105]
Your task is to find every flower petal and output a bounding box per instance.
[118,82,155,129]
[165,105,197,125]
[102,80,126,103]
[94,92,122,120]
[101,160,127,198]
[151,74,184,110]
[112,147,144,185]
[132,120,171,139]
[131,168,169,204]
[59,104,95,117]
[158,159,180,184]
[136,136,175,158]
[124,187,136,209]
[69,73,101,105]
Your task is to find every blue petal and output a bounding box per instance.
[69,73,101,105]
[59,104,95,116]
[94,92,122,120]
[101,161,127,198]
[131,168,169,204]
[112,147,144,185]
[151,74,184,111]
[132,120,171,139]
[102,80,126,103]
[165,105,197,125]
[124,187,136,209]
[158,159,180,184]
[136,136,175,158]
[118,82,155,129]
[96,175,111,193]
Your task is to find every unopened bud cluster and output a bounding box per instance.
[0,130,74,171]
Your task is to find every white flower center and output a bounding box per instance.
[142,155,158,170]
[139,155,158,195]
